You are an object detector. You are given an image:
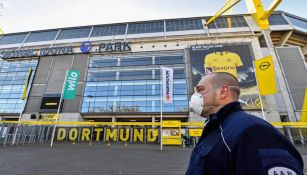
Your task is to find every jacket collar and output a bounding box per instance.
[200,101,243,139]
[209,101,243,123]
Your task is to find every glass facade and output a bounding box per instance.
[56,27,91,40]
[0,59,38,113]
[91,24,126,37]
[128,21,164,34]
[0,14,288,45]
[286,15,307,30]
[208,16,248,29]
[82,52,188,113]
[25,30,58,43]
[165,19,203,32]
[0,33,28,45]
[268,14,288,25]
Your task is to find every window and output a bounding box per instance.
[121,57,152,66]
[25,30,58,43]
[89,58,118,68]
[286,15,307,30]
[231,16,248,27]
[206,18,217,29]
[119,70,152,80]
[269,14,288,25]
[214,17,229,28]
[87,71,117,81]
[82,53,188,113]
[0,33,28,45]
[56,27,91,40]
[155,56,184,65]
[91,24,126,37]
[208,16,248,29]
[127,21,164,34]
[166,19,203,32]
[0,59,38,113]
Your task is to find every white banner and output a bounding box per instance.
[162,67,173,104]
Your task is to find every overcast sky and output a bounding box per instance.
[0,0,305,34]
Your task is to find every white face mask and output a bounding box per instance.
[189,86,240,117]
[189,93,204,116]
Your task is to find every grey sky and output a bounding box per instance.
[0,0,305,34]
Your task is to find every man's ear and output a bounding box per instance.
[219,86,228,99]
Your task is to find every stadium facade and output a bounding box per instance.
[0,11,306,123]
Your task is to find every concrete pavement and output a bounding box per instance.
[0,143,306,175]
[0,143,192,175]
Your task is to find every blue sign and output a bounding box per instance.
[80,41,92,53]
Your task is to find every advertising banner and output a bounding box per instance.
[63,70,80,100]
[255,55,277,95]
[190,43,264,109]
[161,67,173,104]
[189,129,203,137]
[56,127,159,143]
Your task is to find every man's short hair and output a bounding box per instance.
[208,72,240,97]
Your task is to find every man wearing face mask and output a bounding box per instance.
[186,72,303,175]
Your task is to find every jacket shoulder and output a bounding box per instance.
[229,111,269,126]
[221,111,272,150]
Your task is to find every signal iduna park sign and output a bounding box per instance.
[0,46,73,59]
[0,41,131,60]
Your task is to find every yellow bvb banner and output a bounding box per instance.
[255,56,277,96]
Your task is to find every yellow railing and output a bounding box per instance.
[1,121,307,128]
[0,121,204,127]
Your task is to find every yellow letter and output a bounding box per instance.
[69,128,78,141]
[81,128,91,141]
[119,128,130,142]
[147,129,158,142]
[57,128,66,141]
[94,128,103,141]
[133,128,144,142]
[106,128,118,142]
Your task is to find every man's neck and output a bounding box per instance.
[213,99,238,114]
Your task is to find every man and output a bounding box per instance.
[186,72,303,175]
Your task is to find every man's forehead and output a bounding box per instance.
[197,76,212,88]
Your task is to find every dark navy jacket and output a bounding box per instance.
[186,102,303,175]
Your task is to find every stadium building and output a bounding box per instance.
[0,11,306,123]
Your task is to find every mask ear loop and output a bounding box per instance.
[223,85,240,95]
[227,85,240,90]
